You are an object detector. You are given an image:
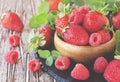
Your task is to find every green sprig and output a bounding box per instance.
[38,49,61,66]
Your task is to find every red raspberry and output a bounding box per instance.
[89,30,111,46]
[69,6,89,24]
[8,35,20,46]
[89,33,102,46]
[55,56,70,71]
[63,24,89,46]
[98,30,111,44]
[93,57,108,73]
[28,59,41,72]
[83,11,105,33]
[71,64,90,80]
[4,50,18,64]
[104,60,120,82]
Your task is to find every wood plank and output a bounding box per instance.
[0,0,55,82]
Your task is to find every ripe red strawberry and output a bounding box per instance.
[63,24,89,46]
[104,60,120,82]
[8,35,20,47]
[1,12,23,32]
[55,15,69,36]
[71,64,90,80]
[69,6,89,24]
[93,57,108,73]
[4,50,18,64]
[37,26,52,49]
[112,10,120,29]
[89,29,111,46]
[28,59,41,72]
[48,0,61,12]
[55,56,70,71]
[83,11,105,33]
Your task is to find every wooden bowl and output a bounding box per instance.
[54,30,116,63]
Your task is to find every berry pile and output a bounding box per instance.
[55,5,112,47]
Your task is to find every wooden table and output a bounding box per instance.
[0,0,56,82]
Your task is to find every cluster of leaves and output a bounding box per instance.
[38,50,61,66]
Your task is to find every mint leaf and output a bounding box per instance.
[38,50,50,59]
[29,13,48,28]
[51,50,61,60]
[38,1,49,14]
[46,56,53,66]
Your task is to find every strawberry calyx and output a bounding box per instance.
[27,30,46,53]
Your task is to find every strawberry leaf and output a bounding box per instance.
[38,50,51,59]
[38,1,49,14]
[72,0,85,6]
[51,50,61,60]
[46,56,53,66]
[29,13,48,28]
[61,0,72,4]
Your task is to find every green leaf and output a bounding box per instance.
[46,56,53,66]
[29,13,48,28]
[61,0,72,4]
[72,0,85,6]
[38,50,51,59]
[115,30,120,52]
[38,1,49,14]
[51,50,61,60]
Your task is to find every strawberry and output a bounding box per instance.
[63,24,89,46]
[55,15,69,36]
[8,35,20,47]
[104,60,120,82]
[55,56,70,71]
[71,64,90,80]
[69,6,89,24]
[83,11,105,33]
[48,0,61,12]
[27,26,52,53]
[1,12,23,32]
[112,10,120,29]
[28,59,41,72]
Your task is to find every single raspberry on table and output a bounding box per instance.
[93,56,108,73]
[1,12,23,32]
[104,60,120,82]
[8,35,20,47]
[4,50,18,64]
[71,64,90,80]
[28,59,41,72]
[55,56,70,71]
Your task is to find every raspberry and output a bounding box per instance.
[28,59,41,72]
[98,30,111,44]
[4,50,18,64]
[93,57,108,73]
[89,33,102,46]
[71,64,90,80]
[104,60,120,82]
[55,56,70,71]
[89,30,111,46]
[8,35,20,46]
[69,6,89,24]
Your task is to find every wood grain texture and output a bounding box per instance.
[0,0,55,82]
